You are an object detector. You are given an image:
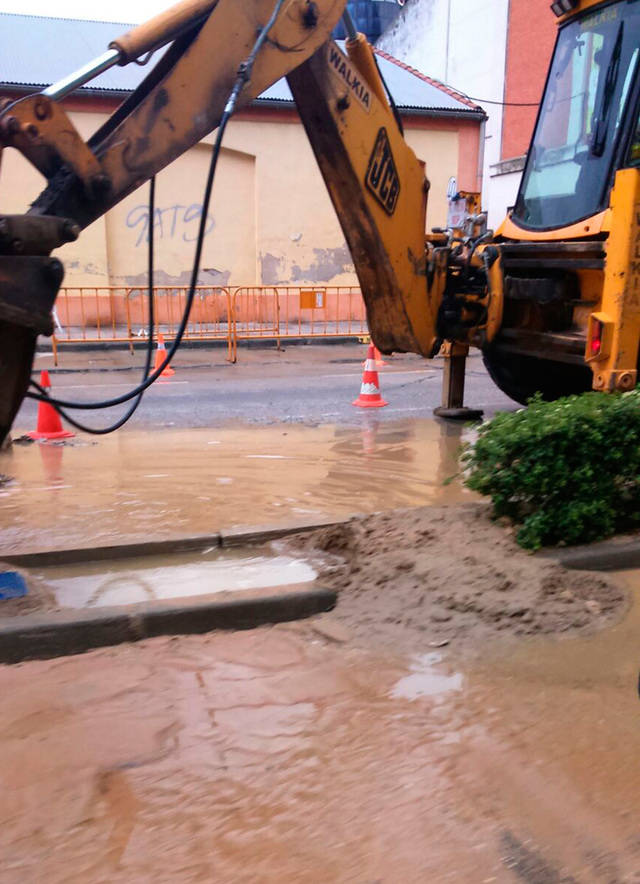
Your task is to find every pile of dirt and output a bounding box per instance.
[0,563,58,618]
[286,503,628,651]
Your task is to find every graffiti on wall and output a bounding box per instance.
[126,203,215,247]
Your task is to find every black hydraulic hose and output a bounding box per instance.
[341,9,357,40]
[28,117,221,410]
[27,0,286,415]
[29,178,157,434]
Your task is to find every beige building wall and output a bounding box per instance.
[105,143,257,288]
[1,105,462,289]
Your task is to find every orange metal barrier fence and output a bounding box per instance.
[228,285,366,362]
[51,285,368,364]
[52,286,234,363]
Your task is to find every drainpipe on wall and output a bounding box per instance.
[477,117,487,207]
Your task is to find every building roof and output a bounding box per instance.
[0,12,484,118]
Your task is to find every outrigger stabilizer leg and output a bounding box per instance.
[433,342,484,422]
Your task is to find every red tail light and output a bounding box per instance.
[590,319,603,356]
[587,313,612,362]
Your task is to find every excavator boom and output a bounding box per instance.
[0,0,440,441]
[6,0,636,440]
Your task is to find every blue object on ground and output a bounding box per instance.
[0,571,28,600]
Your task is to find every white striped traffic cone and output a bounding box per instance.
[154,333,175,378]
[353,344,388,408]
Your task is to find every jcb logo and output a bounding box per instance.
[366,128,400,216]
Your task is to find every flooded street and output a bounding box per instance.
[2,406,640,881]
[0,418,470,555]
[1,572,640,881]
[460,568,640,878]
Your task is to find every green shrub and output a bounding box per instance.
[462,391,640,550]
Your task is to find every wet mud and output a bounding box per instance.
[2,575,640,881]
[0,419,469,556]
[286,502,628,649]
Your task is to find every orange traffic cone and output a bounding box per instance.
[28,370,74,440]
[154,333,175,378]
[353,344,388,408]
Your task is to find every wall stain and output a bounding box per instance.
[260,252,286,285]
[261,245,354,285]
[291,245,354,283]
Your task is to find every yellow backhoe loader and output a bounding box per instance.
[0,0,638,441]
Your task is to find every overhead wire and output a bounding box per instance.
[464,97,540,107]
[27,0,287,419]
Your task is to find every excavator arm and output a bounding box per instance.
[0,0,471,442]
[288,37,439,357]
[24,0,346,227]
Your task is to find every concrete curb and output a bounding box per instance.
[0,587,337,664]
[220,518,349,547]
[1,517,350,568]
[3,534,224,568]
[540,537,640,572]
[0,518,346,663]
[34,363,215,375]
[37,335,363,358]
[7,511,637,573]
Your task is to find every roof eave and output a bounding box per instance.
[0,84,487,120]
[398,107,486,121]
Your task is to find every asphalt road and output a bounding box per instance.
[15,344,517,433]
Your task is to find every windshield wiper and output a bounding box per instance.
[591,21,625,157]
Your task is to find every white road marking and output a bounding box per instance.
[318,369,435,379]
[56,380,189,390]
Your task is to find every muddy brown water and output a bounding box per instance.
[1,570,640,881]
[0,419,470,555]
[35,549,318,609]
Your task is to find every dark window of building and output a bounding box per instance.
[333,0,403,43]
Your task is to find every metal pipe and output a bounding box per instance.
[341,8,358,40]
[109,0,217,64]
[42,49,122,101]
[42,0,218,100]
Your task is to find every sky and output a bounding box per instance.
[0,0,172,21]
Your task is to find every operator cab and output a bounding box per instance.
[513,0,640,232]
